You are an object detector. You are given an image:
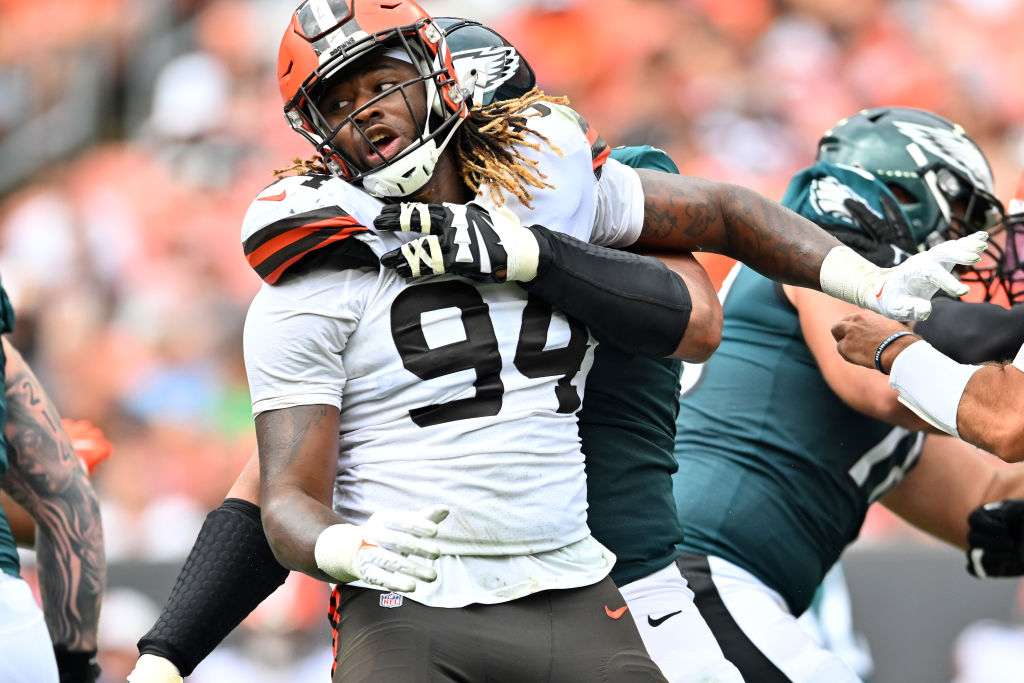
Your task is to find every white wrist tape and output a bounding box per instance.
[819,246,881,310]
[888,340,981,438]
[489,206,539,281]
[128,654,183,683]
[314,523,363,583]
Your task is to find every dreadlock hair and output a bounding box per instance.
[274,88,568,208]
[454,88,566,208]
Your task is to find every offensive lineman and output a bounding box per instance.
[672,107,1022,682]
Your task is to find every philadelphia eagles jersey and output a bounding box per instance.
[0,279,18,577]
[242,103,644,607]
[582,146,684,587]
[673,164,924,615]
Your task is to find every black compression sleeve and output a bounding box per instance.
[137,498,289,676]
[915,298,1024,364]
[521,226,691,357]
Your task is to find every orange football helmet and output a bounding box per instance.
[277,0,469,198]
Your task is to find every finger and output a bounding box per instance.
[361,564,417,593]
[373,205,403,231]
[830,320,848,342]
[968,548,988,578]
[383,511,443,539]
[842,199,883,242]
[370,551,439,582]
[922,267,970,298]
[418,504,450,525]
[881,296,918,322]
[929,233,988,265]
[376,529,442,559]
[380,250,413,278]
[879,194,913,246]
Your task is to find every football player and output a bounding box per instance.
[131,17,741,683]
[130,1,985,679]
[672,107,1024,682]
[0,278,105,683]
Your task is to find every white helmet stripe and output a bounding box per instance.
[310,0,342,33]
[893,120,994,193]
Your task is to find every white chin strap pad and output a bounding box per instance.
[362,139,440,198]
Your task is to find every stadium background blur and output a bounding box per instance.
[2,0,1024,681]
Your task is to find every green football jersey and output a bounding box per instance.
[0,278,18,577]
[581,145,683,586]
[673,264,922,616]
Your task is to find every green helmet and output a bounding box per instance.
[434,17,536,107]
[816,107,1003,247]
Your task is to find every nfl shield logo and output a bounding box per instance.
[379,592,403,608]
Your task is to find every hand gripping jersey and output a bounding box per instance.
[673,166,924,616]
[242,103,644,607]
[0,279,18,578]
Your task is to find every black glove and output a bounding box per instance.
[55,646,101,683]
[823,194,918,267]
[966,499,1024,578]
[376,202,540,282]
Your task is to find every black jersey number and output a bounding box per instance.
[390,280,588,427]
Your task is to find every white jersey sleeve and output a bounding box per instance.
[592,157,645,247]
[243,268,374,415]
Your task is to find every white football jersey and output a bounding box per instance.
[242,102,641,605]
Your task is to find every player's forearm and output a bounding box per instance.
[255,406,344,581]
[957,366,1024,462]
[2,341,104,650]
[521,227,711,359]
[138,498,289,676]
[633,169,840,289]
[915,298,1024,364]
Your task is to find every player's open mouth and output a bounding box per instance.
[366,134,401,164]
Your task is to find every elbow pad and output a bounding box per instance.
[522,226,691,357]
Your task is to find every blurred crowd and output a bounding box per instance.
[3,0,1024,678]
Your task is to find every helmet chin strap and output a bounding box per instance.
[361,99,466,198]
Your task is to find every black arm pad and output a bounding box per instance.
[137,498,289,676]
[521,226,692,357]
[915,298,1024,364]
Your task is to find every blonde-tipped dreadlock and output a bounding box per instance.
[454,88,567,208]
[274,88,568,209]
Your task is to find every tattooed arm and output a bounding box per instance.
[1,337,104,652]
[632,170,842,289]
[256,404,343,581]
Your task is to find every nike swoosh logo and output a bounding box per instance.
[647,610,682,627]
[258,190,287,202]
[605,605,628,619]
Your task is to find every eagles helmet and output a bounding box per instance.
[816,107,1003,247]
[434,17,537,107]
[277,0,469,198]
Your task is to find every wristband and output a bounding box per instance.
[874,331,915,374]
[888,340,982,437]
[54,646,101,683]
